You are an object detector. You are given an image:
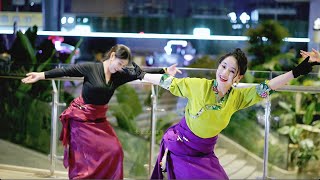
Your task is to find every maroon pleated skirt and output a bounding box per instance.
[60,96,123,179]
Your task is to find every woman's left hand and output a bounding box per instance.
[166,63,182,76]
[300,48,320,64]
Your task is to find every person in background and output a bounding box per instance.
[137,48,320,179]
[21,44,181,179]
[93,49,106,62]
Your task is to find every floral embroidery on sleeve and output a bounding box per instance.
[159,74,174,90]
[256,80,275,98]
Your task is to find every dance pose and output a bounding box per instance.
[21,44,181,179]
[140,48,320,179]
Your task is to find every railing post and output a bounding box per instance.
[262,72,273,179]
[49,80,58,176]
[149,84,157,176]
[262,95,271,179]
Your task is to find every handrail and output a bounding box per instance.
[1,67,319,75]
[1,75,319,92]
[237,83,320,93]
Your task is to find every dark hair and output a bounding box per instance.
[103,44,132,64]
[218,48,248,75]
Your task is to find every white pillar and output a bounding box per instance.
[308,0,320,51]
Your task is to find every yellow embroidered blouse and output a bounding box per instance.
[159,75,272,138]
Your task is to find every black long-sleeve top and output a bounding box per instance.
[45,62,164,105]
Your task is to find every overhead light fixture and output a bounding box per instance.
[193,28,210,37]
[227,12,237,23]
[239,12,250,24]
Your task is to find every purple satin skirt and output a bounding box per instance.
[151,117,228,179]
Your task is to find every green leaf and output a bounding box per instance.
[289,126,302,143]
[277,126,290,135]
[15,84,32,99]
[299,139,314,150]
[65,38,83,64]
[16,31,37,67]
[36,49,56,72]
[110,104,137,133]
[278,101,293,112]
[115,85,142,117]
[311,120,320,128]
[303,102,315,125]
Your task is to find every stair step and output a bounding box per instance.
[229,165,256,179]
[224,159,247,176]
[214,148,227,157]
[246,171,263,179]
[219,154,238,167]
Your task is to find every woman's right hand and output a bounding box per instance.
[21,72,45,84]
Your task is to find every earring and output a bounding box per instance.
[233,81,239,87]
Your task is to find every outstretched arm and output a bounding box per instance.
[268,71,293,90]
[143,73,163,85]
[142,64,181,85]
[268,50,320,90]
[143,64,181,75]
[129,63,182,81]
[21,63,90,84]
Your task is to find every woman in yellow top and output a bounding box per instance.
[139,48,320,179]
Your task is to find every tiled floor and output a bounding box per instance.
[0,139,67,179]
[0,164,68,179]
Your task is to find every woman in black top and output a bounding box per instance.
[22,44,181,179]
